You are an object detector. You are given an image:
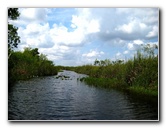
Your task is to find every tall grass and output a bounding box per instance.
[71,46,158,97]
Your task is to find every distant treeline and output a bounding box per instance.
[8,47,59,86]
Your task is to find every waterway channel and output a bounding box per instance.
[8,70,158,120]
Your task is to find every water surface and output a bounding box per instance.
[8,70,158,120]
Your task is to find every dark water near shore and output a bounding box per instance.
[8,70,158,120]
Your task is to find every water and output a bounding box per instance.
[8,70,158,120]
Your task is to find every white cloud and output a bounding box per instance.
[71,8,100,35]
[17,8,100,51]
[146,26,158,38]
[19,8,47,23]
[70,24,76,28]
[115,21,135,34]
[13,8,158,66]
[116,8,158,25]
[127,40,144,50]
[45,8,100,47]
[104,38,127,48]
[17,23,53,48]
[116,52,121,57]
[133,40,144,45]
[139,23,147,30]
[123,50,129,54]
[38,44,79,66]
[81,49,105,65]
[127,43,134,50]
[20,8,37,20]
[89,8,158,42]
[115,19,149,36]
[82,50,104,58]
[49,24,84,46]
[9,8,48,27]
[115,52,124,60]
[22,23,49,36]
[87,19,100,33]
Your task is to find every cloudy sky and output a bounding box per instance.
[10,8,159,66]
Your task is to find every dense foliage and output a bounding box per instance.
[8,48,58,86]
[71,45,158,97]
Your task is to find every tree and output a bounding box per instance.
[94,59,111,66]
[31,48,40,57]
[104,59,111,66]
[23,47,39,58]
[94,59,100,66]
[143,44,158,58]
[8,8,20,58]
[8,8,20,20]
[100,60,105,66]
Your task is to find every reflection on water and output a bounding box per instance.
[8,70,158,120]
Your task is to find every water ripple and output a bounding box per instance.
[8,70,158,120]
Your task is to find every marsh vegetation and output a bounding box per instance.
[68,44,158,98]
[8,8,158,120]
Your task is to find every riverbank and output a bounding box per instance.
[78,76,158,105]
[80,77,158,96]
[70,50,158,100]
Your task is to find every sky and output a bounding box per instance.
[9,8,159,66]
